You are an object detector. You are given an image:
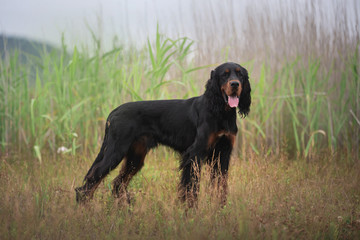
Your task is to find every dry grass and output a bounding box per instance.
[1,150,359,239]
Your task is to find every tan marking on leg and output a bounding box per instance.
[227,133,236,147]
[112,137,148,198]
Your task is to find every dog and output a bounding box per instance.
[75,62,251,207]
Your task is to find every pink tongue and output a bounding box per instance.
[228,96,239,108]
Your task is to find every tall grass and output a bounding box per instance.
[1,34,359,161]
[1,1,359,160]
[0,28,199,160]
[187,0,360,159]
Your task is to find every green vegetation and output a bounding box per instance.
[0,29,202,159]
[1,1,359,238]
[1,32,358,160]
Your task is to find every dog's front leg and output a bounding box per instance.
[179,125,211,207]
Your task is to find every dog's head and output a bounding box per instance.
[205,62,251,117]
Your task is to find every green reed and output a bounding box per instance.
[0,32,359,161]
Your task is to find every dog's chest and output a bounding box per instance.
[206,117,238,148]
[218,115,237,134]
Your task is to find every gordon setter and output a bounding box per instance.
[75,62,251,206]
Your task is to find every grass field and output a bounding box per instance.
[1,151,359,239]
[1,1,360,239]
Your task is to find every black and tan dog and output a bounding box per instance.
[76,62,251,206]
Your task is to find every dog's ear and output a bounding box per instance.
[238,68,251,117]
[210,70,215,79]
[205,69,219,94]
[205,68,224,114]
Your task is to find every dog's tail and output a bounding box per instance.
[83,119,110,182]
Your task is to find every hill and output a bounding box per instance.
[0,34,59,62]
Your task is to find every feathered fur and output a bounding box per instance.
[75,62,251,207]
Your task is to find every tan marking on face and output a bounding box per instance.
[221,80,242,97]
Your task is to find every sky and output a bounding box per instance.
[1,0,359,51]
[0,0,197,49]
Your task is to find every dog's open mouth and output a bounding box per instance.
[223,93,239,108]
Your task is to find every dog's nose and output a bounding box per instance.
[230,81,240,88]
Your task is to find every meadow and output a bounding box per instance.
[1,150,359,239]
[1,1,360,239]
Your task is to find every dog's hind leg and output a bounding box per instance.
[112,137,149,201]
[76,140,128,203]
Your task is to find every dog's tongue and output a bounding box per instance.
[228,96,239,108]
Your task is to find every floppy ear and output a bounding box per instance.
[205,70,224,114]
[238,69,251,117]
[210,70,215,79]
[205,70,220,96]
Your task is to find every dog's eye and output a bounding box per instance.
[223,69,230,76]
[235,67,241,72]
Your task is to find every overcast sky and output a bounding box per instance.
[0,0,197,48]
[1,0,359,50]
